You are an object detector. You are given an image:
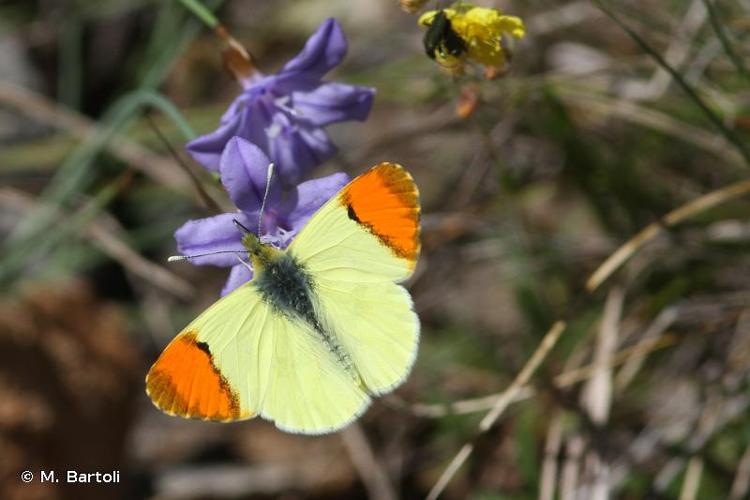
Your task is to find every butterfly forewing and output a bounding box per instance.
[289,162,421,395]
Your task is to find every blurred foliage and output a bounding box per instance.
[3,0,750,499]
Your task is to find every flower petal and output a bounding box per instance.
[267,114,336,185]
[220,263,254,296]
[280,18,347,80]
[187,99,272,173]
[283,172,350,232]
[292,82,375,127]
[220,137,280,213]
[185,117,242,172]
[174,212,254,267]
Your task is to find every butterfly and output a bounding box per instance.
[146,163,421,434]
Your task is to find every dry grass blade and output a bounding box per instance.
[539,414,564,500]
[583,287,623,423]
[615,306,680,390]
[425,321,566,500]
[558,88,744,168]
[729,440,750,499]
[0,188,194,299]
[679,457,704,500]
[409,333,674,418]
[586,178,750,291]
[580,287,624,499]
[560,435,585,500]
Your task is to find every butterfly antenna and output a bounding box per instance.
[235,255,254,272]
[257,163,275,236]
[168,249,247,262]
[233,219,253,235]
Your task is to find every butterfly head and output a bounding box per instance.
[234,219,280,272]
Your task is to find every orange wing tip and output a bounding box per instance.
[145,331,249,421]
[340,162,421,265]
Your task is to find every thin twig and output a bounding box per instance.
[426,321,566,500]
[145,112,223,213]
[341,424,397,500]
[586,178,750,291]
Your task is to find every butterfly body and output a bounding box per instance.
[147,163,420,434]
[250,245,318,328]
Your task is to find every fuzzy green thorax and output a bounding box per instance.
[242,232,283,273]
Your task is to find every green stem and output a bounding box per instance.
[178,0,219,28]
[701,0,750,83]
[591,0,750,167]
[58,15,82,109]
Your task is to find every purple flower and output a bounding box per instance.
[187,18,375,186]
[176,136,349,296]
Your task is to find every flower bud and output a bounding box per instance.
[400,0,429,14]
[456,83,480,119]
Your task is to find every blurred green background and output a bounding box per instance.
[3,0,750,499]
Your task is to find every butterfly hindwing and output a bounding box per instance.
[313,278,419,394]
[259,310,371,433]
[146,282,371,433]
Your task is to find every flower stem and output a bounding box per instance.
[178,0,219,28]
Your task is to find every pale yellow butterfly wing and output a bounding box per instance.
[146,283,370,433]
[259,310,371,433]
[290,163,420,283]
[312,279,420,394]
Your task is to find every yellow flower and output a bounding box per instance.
[419,3,525,73]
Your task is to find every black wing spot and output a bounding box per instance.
[196,341,211,356]
[347,204,361,223]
